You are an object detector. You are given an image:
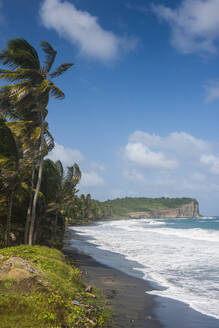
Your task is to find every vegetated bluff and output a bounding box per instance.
[103,197,200,218]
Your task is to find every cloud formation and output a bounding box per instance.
[200,154,219,174]
[128,130,211,163]
[152,0,219,54]
[48,143,85,166]
[205,81,219,102]
[80,171,104,187]
[122,130,219,186]
[47,143,105,187]
[125,142,178,169]
[40,0,129,61]
[118,130,219,214]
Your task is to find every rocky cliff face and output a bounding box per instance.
[128,200,200,219]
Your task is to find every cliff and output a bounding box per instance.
[128,200,200,219]
[103,197,200,218]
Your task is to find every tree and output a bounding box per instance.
[0,39,73,244]
[0,116,19,246]
[62,164,82,219]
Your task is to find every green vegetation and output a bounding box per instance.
[0,39,73,246]
[0,38,74,247]
[0,38,113,248]
[0,38,198,327]
[103,197,196,217]
[66,195,113,226]
[0,245,111,327]
[0,39,113,327]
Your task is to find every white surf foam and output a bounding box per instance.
[71,219,219,320]
[143,227,219,242]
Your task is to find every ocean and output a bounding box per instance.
[70,217,219,326]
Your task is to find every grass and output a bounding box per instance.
[0,245,111,328]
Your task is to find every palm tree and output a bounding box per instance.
[0,116,19,246]
[0,39,73,245]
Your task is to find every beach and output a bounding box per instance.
[63,246,162,328]
[64,218,219,328]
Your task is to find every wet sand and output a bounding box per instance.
[63,227,219,328]
[63,246,162,328]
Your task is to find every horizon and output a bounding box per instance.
[1,0,219,215]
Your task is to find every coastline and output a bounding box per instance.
[64,225,162,328]
[64,223,219,328]
[63,245,162,328]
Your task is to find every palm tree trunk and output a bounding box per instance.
[33,214,40,245]
[24,160,35,244]
[28,110,45,245]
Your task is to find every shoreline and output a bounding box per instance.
[64,224,219,328]
[63,245,162,328]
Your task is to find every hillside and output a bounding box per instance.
[103,197,199,218]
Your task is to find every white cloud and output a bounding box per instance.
[152,0,219,54]
[125,142,178,169]
[200,154,219,174]
[48,143,84,166]
[123,169,145,181]
[129,130,211,161]
[205,81,219,102]
[40,0,130,61]
[80,171,104,187]
[121,130,219,203]
[47,143,105,187]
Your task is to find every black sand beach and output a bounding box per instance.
[63,227,219,328]
[63,246,162,328]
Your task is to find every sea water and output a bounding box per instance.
[70,217,219,322]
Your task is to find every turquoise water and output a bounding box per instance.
[151,216,219,231]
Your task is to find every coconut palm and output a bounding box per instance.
[0,116,19,246]
[0,39,73,244]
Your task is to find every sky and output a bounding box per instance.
[1,0,219,215]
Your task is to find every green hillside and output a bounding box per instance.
[103,197,195,217]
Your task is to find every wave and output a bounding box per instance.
[144,227,219,242]
[71,220,219,320]
[99,219,219,242]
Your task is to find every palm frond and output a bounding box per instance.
[55,160,64,179]
[0,68,42,82]
[72,163,82,186]
[0,118,19,171]
[40,41,57,74]
[44,129,55,153]
[49,63,73,78]
[0,39,40,70]
[65,163,81,189]
[0,82,35,108]
[48,81,65,99]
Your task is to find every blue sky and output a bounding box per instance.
[1,0,219,215]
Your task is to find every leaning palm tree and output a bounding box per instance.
[0,39,73,245]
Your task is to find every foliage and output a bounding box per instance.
[0,245,111,328]
[66,194,112,225]
[0,38,73,245]
[102,197,196,217]
[0,38,76,247]
[0,38,112,327]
